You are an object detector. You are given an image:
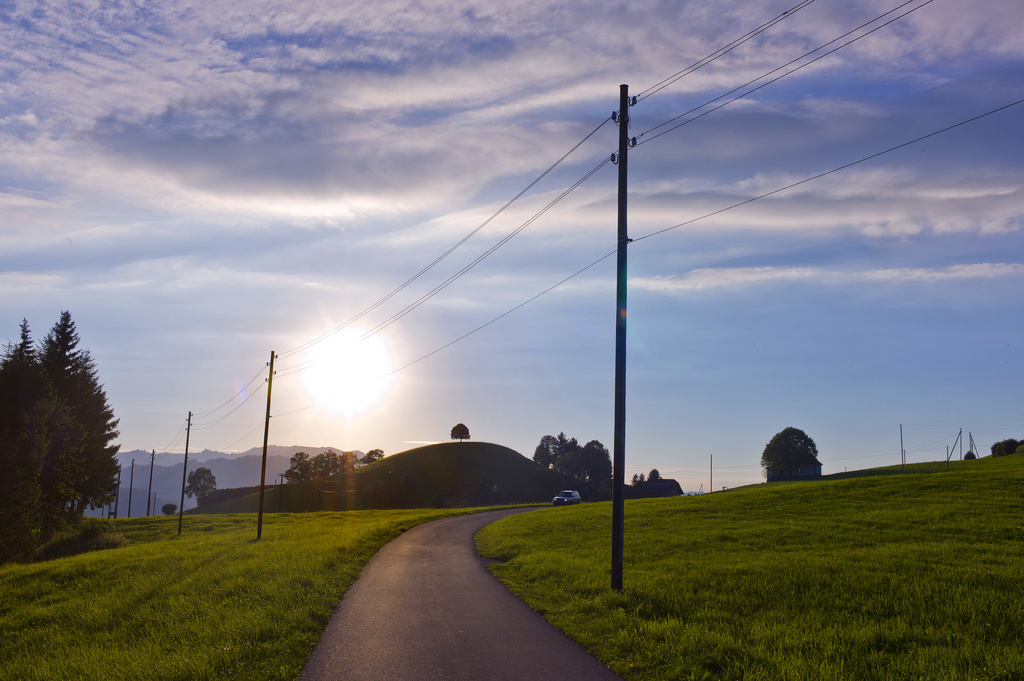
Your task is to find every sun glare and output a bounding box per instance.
[298,328,394,417]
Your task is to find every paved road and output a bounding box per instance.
[299,508,624,681]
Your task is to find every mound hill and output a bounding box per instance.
[196,441,566,514]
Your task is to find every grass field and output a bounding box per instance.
[0,509,476,680]
[476,454,1024,680]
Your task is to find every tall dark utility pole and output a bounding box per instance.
[127,458,135,518]
[178,411,192,536]
[611,83,633,592]
[257,351,277,541]
[112,465,121,518]
[146,449,155,516]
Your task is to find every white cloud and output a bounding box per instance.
[632,262,1024,293]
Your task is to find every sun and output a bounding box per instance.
[298,328,394,416]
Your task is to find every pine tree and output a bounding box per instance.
[0,320,45,557]
[38,312,120,516]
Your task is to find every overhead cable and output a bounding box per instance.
[637,0,935,145]
[632,98,1024,243]
[353,157,613,343]
[273,248,618,419]
[635,0,818,102]
[276,117,612,364]
[191,365,268,419]
[192,380,267,430]
[274,98,1023,414]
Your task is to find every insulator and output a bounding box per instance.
[610,153,618,165]
[630,96,637,106]
[630,137,637,147]
[611,111,618,122]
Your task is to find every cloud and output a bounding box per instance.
[632,262,1024,293]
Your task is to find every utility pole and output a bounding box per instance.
[900,424,904,472]
[127,458,135,518]
[257,351,277,541]
[178,411,192,536]
[146,449,155,516]
[710,454,713,494]
[611,83,635,592]
[113,465,121,519]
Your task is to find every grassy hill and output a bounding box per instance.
[3,453,1020,680]
[476,452,1024,680]
[196,441,564,514]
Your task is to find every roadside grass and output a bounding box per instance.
[476,454,1024,680]
[0,509,476,680]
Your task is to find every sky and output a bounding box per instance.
[2,0,1022,492]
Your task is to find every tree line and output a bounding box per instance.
[990,438,1022,458]
[282,448,384,483]
[0,313,120,561]
[533,432,612,498]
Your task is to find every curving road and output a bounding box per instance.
[299,507,624,681]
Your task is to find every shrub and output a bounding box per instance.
[162,503,177,515]
[991,438,1020,457]
[32,518,126,562]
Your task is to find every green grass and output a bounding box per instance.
[0,509,480,680]
[476,454,1024,680]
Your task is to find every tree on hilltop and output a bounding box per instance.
[340,451,358,474]
[991,438,1020,457]
[451,423,470,442]
[312,450,340,478]
[533,435,558,468]
[761,427,819,478]
[361,448,384,465]
[285,451,313,482]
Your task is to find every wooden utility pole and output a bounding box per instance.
[113,465,121,518]
[611,83,633,592]
[146,449,155,516]
[900,424,904,472]
[257,351,277,540]
[178,411,192,536]
[127,458,135,518]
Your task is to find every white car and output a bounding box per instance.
[552,490,581,506]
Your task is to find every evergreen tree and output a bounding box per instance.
[38,312,120,516]
[0,320,45,557]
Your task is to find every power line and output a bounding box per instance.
[632,98,1024,243]
[276,117,613,364]
[274,249,618,419]
[219,422,268,452]
[355,158,613,342]
[636,0,936,145]
[635,0,818,102]
[273,98,1022,416]
[191,365,268,419]
[275,155,614,382]
[192,380,267,430]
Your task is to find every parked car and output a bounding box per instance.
[552,490,581,506]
